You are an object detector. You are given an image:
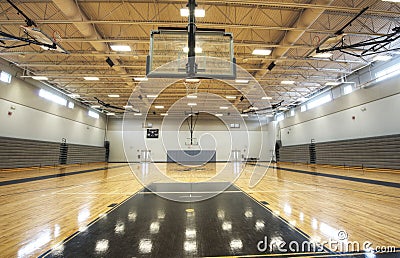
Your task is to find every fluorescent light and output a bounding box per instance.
[108,94,120,98]
[226,96,236,99]
[160,113,168,116]
[32,76,48,80]
[281,80,295,85]
[249,106,258,110]
[235,79,249,84]
[91,105,101,108]
[313,52,333,58]
[88,110,99,119]
[185,78,200,83]
[180,8,205,17]
[241,114,248,117]
[215,114,223,117]
[123,105,133,109]
[106,112,115,116]
[39,89,67,106]
[110,45,131,52]
[252,49,272,55]
[134,77,148,82]
[0,71,11,83]
[134,113,142,116]
[220,106,228,110]
[188,103,197,106]
[183,47,203,53]
[262,96,272,100]
[84,76,99,81]
[155,105,164,109]
[68,102,74,109]
[67,94,80,98]
[373,55,392,62]
[325,82,341,86]
[187,94,197,99]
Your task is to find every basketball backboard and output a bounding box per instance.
[146,29,236,79]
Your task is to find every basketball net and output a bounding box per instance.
[184,80,201,97]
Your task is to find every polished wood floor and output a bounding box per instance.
[0,162,399,257]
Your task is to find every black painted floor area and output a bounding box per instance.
[41,182,398,258]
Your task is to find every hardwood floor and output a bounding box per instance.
[0,162,399,257]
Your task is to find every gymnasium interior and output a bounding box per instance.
[0,0,399,257]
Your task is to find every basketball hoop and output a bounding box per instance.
[184,79,201,97]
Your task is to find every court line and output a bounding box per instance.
[0,164,128,187]
[263,165,400,189]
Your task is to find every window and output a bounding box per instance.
[276,113,284,122]
[88,110,99,119]
[343,85,353,95]
[300,105,307,112]
[39,89,67,106]
[376,62,400,82]
[307,93,332,110]
[68,102,75,109]
[0,71,11,83]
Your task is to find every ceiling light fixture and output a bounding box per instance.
[160,113,168,116]
[226,96,236,99]
[134,77,148,82]
[108,94,120,98]
[312,52,333,58]
[262,96,272,100]
[91,105,101,108]
[183,47,203,53]
[187,95,197,99]
[235,79,249,84]
[147,94,158,98]
[188,103,197,106]
[372,55,392,61]
[110,45,131,52]
[220,106,229,110]
[68,94,80,98]
[123,105,133,109]
[84,76,99,81]
[180,8,205,17]
[281,80,295,85]
[215,114,223,117]
[106,112,115,116]
[32,76,48,80]
[325,82,341,86]
[155,105,164,109]
[252,49,272,56]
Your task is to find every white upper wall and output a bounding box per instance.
[0,61,106,146]
[279,73,400,146]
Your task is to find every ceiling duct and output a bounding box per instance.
[258,0,335,78]
[52,0,133,87]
